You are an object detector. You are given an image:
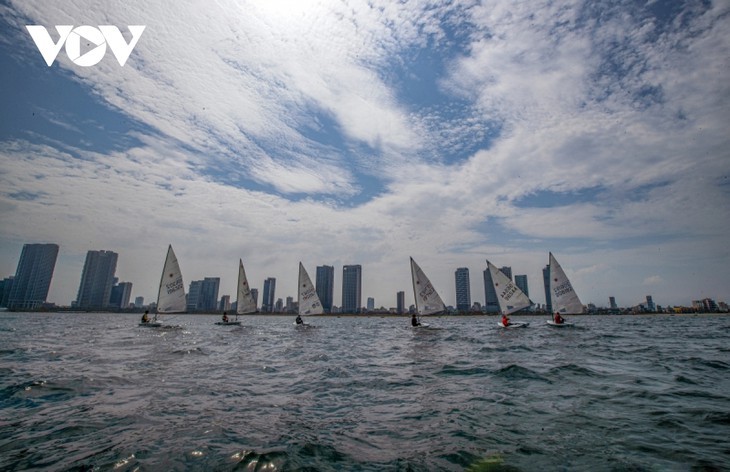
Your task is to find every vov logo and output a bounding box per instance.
[26,25,146,67]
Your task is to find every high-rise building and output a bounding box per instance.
[250,288,258,309]
[286,296,294,312]
[342,265,362,313]
[515,275,529,297]
[542,265,552,314]
[397,291,405,314]
[0,276,14,307]
[316,265,335,313]
[134,296,144,308]
[8,243,59,310]
[109,281,133,309]
[219,295,230,311]
[455,268,471,311]
[262,278,276,312]
[187,280,203,311]
[500,266,512,281]
[199,277,220,311]
[646,295,655,312]
[75,250,118,309]
[609,296,617,309]
[367,297,375,311]
[483,268,499,313]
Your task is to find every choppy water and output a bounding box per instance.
[1,313,728,471]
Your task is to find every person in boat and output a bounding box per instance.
[295,314,303,325]
[554,312,565,324]
[411,313,421,327]
[222,312,228,323]
[501,314,511,327]
[141,310,150,324]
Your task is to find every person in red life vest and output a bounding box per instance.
[554,312,565,324]
[501,314,511,327]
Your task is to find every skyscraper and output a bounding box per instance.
[109,281,133,309]
[0,276,14,307]
[199,277,220,311]
[500,266,512,281]
[75,250,118,309]
[542,265,552,314]
[483,268,499,313]
[515,275,529,297]
[187,280,203,311]
[262,278,276,312]
[455,268,471,311]
[367,297,375,311]
[8,243,59,310]
[341,265,362,313]
[316,265,335,313]
[609,296,617,310]
[397,291,405,314]
[250,288,259,309]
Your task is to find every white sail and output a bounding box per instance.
[156,245,186,314]
[236,259,257,315]
[298,262,323,316]
[549,252,583,314]
[487,260,532,315]
[410,257,446,315]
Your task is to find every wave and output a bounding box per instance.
[493,365,550,382]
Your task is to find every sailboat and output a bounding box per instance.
[410,257,446,328]
[140,244,186,328]
[487,260,531,328]
[216,259,255,325]
[296,262,323,326]
[547,252,583,326]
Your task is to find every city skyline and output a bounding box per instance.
[0,242,724,311]
[0,2,728,310]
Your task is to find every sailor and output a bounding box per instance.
[501,314,511,327]
[411,313,421,327]
[295,314,303,325]
[222,312,228,323]
[554,312,565,324]
[141,310,150,323]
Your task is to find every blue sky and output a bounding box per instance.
[0,0,728,309]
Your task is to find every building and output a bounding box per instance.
[275,298,283,312]
[646,295,655,312]
[316,265,335,313]
[109,281,133,309]
[219,295,230,311]
[609,296,617,309]
[341,265,362,313]
[187,280,203,311]
[455,268,471,312]
[367,297,375,311]
[515,275,529,297]
[262,278,276,312]
[250,288,258,309]
[134,296,144,308]
[396,291,405,314]
[483,268,499,313]
[8,243,59,310]
[199,277,220,311]
[542,265,552,314]
[0,276,14,307]
[500,266,512,281]
[286,296,294,312]
[74,250,118,309]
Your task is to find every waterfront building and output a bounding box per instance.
[396,291,405,314]
[646,295,655,312]
[500,266,512,281]
[109,281,133,309]
[251,288,258,309]
[134,296,144,308]
[275,298,283,312]
[542,265,552,314]
[367,297,375,311]
[187,280,203,311]
[199,277,220,311]
[286,296,294,312]
[262,278,276,312]
[8,243,59,310]
[316,265,335,313]
[0,276,14,307]
[455,268,471,312]
[483,268,499,313]
[515,275,529,297]
[342,265,362,314]
[75,250,118,309]
[219,295,230,311]
[609,296,617,309]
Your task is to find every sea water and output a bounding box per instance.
[0,313,728,471]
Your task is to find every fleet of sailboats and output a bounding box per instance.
[138,248,584,330]
[487,260,532,328]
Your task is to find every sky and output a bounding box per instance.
[0,0,728,310]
